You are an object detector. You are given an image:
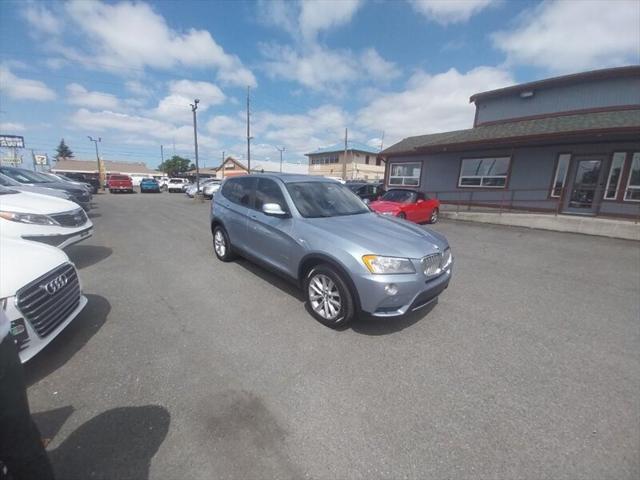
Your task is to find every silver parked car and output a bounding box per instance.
[210,174,453,327]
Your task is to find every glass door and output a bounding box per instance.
[563,158,603,214]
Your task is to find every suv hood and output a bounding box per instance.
[303,212,448,259]
[0,237,69,298]
[0,189,81,214]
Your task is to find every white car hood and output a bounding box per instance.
[0,189,80,214]
[0,237,70,298]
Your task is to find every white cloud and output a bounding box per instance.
[0,66,56,101]
[125,80,153,97]
[299,0,362,41]
[259,0,362,42]
[0,122,26,133]
[206,115,245,138]
[360,48,400,81]
[151,80,226,123]
[261,44,398,92]
[357,67,514,143]
[23,0,256,87]
[21,2,61,35]
[492,0,640,73]
[66,83,121,110]
[69,108,219,155]
[409,0,496,24]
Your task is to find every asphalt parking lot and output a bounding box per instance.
[24,191,639,480]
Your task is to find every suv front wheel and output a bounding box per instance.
[304,265,355,328]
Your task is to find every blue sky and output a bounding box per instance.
[0,0,638,169]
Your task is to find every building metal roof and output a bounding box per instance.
[469,65,640,103]
[306,141,380,156]
[52,159,158,174]
[382,109,640,155]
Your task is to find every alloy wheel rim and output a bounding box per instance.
[214,231,226,257]
[431,210,438,222]
[308,274,342,320]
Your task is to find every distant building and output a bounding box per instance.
[52,159,159,186]
[382,66,640,218]
[305,141,383,181]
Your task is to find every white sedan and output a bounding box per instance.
[0,186,93,249]
[0,237,88,362]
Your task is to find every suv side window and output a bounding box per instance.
[255,178,288,212]
[222,177,255,207]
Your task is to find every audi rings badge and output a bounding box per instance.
[42,274,68,295]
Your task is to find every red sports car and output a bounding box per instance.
[369,189,440,224]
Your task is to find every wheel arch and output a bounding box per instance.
[298,253,361,312]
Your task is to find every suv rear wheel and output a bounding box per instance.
[213,226,236,262]
[304,264,355,327]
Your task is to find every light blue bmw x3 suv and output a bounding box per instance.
[210,174,453,327]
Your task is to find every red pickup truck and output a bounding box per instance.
[107,174,134,193]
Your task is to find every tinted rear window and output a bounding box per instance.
[221,177,255,206]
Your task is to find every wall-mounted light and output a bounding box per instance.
[520,90,534,98]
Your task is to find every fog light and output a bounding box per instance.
[384,283,398,296]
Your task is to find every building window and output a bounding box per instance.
[624,152,640,202]
[376,157,381,166]
[604,152,626,200]
[550,153,571,197]
[365,155,370,165]
[458,157,510,188]
[388,162,421,186]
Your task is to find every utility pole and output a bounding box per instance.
[343,128,348,180]
[88,136,103,190]
[380,131,385,150]
[246,86,252,174]
[160,144,164,175]
[190,99,201,193]
[276,146,285,173]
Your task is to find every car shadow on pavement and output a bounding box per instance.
[65,245,113,270]
[235,258,305,302]
[349,300,438,335]
[33,405,170,480]
[87,212,101,219]
[25,294,110,386]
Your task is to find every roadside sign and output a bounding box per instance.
[34,154,48,165]
[0,135,25,148]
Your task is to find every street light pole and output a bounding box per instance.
[88,136,102,190]
[276,146,285,173]
[190,99,200,193]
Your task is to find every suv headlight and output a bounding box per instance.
[362,255,416,274]
[0,211,59,225]
[442,247,452,270]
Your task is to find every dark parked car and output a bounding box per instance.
[57,172,100,194]
[346,182,385,202]
[140,177,161,193]
[0,166,92,210]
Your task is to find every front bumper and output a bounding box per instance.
[5,294,88,363]
[355,266,452,317]
[22,225,93,249]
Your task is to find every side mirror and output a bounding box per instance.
[262,203,288,217]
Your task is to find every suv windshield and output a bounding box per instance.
[286,182,369,218]
[381,190,417,203]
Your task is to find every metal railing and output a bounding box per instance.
[425,187,640,222]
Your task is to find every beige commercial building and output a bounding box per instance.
[305,142,384,181]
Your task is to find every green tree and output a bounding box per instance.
[158,155,192,176]
[55,139,74,160]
